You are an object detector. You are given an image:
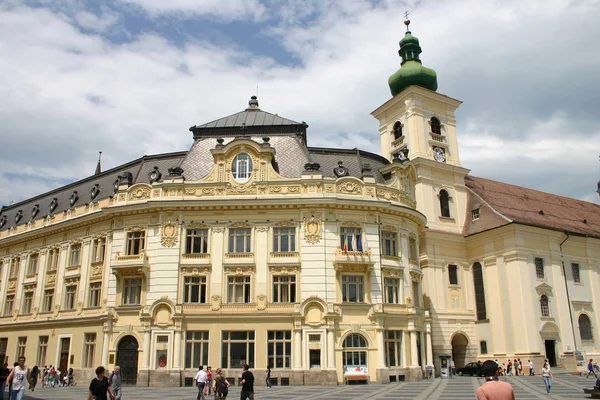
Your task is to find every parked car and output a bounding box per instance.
[456,362,483,376]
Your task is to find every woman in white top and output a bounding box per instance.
[541,361,552,395]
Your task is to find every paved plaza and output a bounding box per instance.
[7,374,598,399]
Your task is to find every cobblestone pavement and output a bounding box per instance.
[7,373,598,399]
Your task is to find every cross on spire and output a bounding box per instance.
[403,10,411,31]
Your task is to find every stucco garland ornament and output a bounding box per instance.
[303,215,322,244]
[161,221,178,247]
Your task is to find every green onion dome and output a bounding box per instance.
[388,20,438,97]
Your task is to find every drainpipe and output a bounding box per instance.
[559,232,577,357]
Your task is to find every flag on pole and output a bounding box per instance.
[343,236,349,253]
[352,234,357,252]
[362,231,369,253]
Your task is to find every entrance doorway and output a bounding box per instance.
[545,340,557,367]
[451,333,469,369]
[309,350,321,369]
[116,335,139,385]
[59,337,70,371]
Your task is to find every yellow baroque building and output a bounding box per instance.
[1,22,599,387]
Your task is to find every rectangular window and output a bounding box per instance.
[48,248,60,271]
[28,253,39,275]
[472,209,480,221]
[535,257,544,279]
[184,331,209,369]
[70,244,82,267]
[273,228,296,252]
[122,278,142,305]
[572,263,581,283]
[340,227,363,252]
[272,275,296,303]
[83,333,96,368]
[227,276,251,303]
[267,331,292,369]
[185,229,209,254]
[22,289,34,314]
[92,238,106,263]
[0,338,7,365]
[88,282,102,308]
[381,231,397,256]
[221,331,255,369]
[4,295,14,316]
[64,285,77,310]
[385,330,403,367]
[126,231,146,255]
[480,340,488,354]
[448,265,458,285]
[43,289,54,313]
[384,278,401,304]
[412,281,420,307]
[37,336,48,367]
[9,257,20,278]
[228,228,252,253]
[16,337,27,359]
[342,275,364,303]
[409,238,418,261]
[183,276,207,304]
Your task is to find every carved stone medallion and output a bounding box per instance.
[161,221,178,247]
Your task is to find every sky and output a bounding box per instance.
[0,0,599,207]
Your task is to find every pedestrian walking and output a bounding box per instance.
[240,363,254,400]
[541,361,552,395]
[528,360,534,376]
[206,366,213,395]
[266,366,272,388]
[587,359,598,379]
[212,368,229,399]
[29,366,40,391]
[517,359,523,376]
[194,365,207,400]
[6,356,31,400]
[88,366,115,400]
[476,360,515,400]
[109,366,122,400]
[0,363,9,400]
[513,359,519,376]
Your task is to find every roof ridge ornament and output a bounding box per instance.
[246,95,260,110]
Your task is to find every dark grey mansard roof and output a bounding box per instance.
[0,97,393,233]
[0,152,186,232]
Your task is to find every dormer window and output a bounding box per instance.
[70,191,79,207]
[393,121,403,140]
[471,208,480,221]
[232,153,252,182]
[49,198,58,214]
[430,117,441,134]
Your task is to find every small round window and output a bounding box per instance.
[232,153,252,182]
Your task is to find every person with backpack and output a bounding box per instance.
[206,366,213,395]
[212,368,229,399]
[587,359,598,379]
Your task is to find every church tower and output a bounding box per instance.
[371,18,470,233]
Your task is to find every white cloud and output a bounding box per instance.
[116,0,267,21]
[0,0,599,206]
[73,10,119,32]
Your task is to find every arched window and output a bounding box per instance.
[232,153,252,182]
[472,262,487,321]
[579,314,593,341]
[343,334,368,367]
[430,117,441,134]
[393,121,403,140]
[540,295,550,317]
[439,189,450,218]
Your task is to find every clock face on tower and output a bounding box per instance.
[433,147,446,162]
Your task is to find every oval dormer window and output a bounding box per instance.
[232,153,252,183]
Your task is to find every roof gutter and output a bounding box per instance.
[559,232,577,354]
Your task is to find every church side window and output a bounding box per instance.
[393,121,403,140]
[571,263,581,283]
[540,294,550,317]
[535,257,545,279]
[439,189,451,218]
[579,314,593,341]
[472,262,487,321]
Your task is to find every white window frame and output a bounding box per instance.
[384,277,401,304]
[122,278,142,305]
[126,231,146,255]
[183,276,207,304]
[227,275,251,303]
[272,275,296,303]
[341,274,365,303]
[267,330,292,369]
[273,227,296,253]
[232,153,253,182]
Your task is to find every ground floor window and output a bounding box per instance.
[83,333,96,368]
[385,330,402,367]
[267,331,291,368]
[342,334,367,366]
[222,331,254,369]
[37,336,48,367]
[185,331,209,368]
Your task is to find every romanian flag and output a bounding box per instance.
[343,236,349,253]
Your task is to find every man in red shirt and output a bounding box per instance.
[476,360,515,400]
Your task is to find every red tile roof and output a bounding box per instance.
[464,176,600,238]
